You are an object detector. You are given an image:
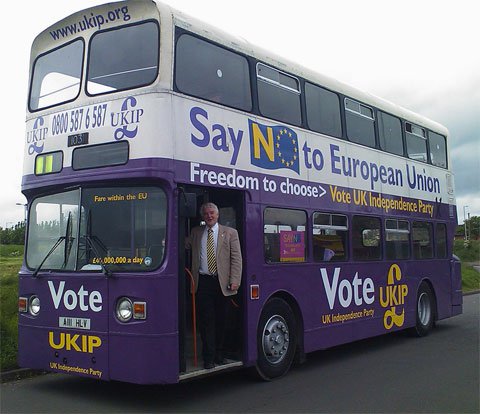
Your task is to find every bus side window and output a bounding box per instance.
[175,33,252,112]
[352,216,382,261]
[312,212,348,262]
[385,219,410,260]
[263,208,307,263]
[264,232,279,263]
[412,221,433,259]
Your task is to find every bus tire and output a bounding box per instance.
[409,282,435,337]
[256,298,297,380]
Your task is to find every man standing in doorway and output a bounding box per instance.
[187,202,242,369]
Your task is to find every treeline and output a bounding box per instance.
[0,222,26,245]
[456,216,480,240]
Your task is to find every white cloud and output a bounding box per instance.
[1,0,479,227]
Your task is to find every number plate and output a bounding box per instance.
[59,316,91,330]
[68,132,89,147]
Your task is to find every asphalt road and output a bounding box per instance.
[1,294,478,414]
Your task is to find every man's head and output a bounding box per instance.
[200,202,219,228]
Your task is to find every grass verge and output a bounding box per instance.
[0,245,23,371]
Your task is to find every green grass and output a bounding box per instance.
[454,239,480,263]
[454,240,480,292]
[460,263,480,292]
[0,245,23,371]
[0,242,478,372]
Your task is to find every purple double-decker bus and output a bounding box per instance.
[19,0,462,384]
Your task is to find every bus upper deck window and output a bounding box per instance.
[29,39,84,111]
[87,21,159,95]
[405,122,428,163]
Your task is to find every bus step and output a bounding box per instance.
[179,360,243,381]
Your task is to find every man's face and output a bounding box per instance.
[202,207,219,228]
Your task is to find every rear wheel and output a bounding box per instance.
[256,298,297,380]
[410,282,435,337]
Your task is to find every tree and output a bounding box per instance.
[0,221,26,245]
[457,216,480,240]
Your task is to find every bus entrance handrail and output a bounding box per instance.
[184,268,197,367]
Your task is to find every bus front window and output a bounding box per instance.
[29,39,84,111]
[87,21,159,95]
[78,187,167,271]
[26,187,167,273]
[27,189,80,271]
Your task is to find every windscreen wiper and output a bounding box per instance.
[32,212,73,278]
[83,209,111,277]
[84,235,112,277]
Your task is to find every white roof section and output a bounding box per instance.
[163,0,448,137]
[30,0,448,136]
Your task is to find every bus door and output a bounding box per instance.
[178,187,244,375]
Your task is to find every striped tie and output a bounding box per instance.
[207,228,217,275]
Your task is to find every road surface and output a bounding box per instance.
[1,294,478,413]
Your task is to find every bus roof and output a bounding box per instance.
[30,0,448,137]
[169,3,449,137]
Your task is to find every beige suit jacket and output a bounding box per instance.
[187,224,242,296]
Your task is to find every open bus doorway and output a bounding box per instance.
[179,186,245,378]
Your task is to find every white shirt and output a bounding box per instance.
[199,223,218,275]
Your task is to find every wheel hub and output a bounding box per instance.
[262,315,290,364]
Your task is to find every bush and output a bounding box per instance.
[454,239,480,263]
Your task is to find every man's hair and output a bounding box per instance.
[200,202,219,216]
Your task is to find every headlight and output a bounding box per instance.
[116,297,133,322]
[29,296,41,315]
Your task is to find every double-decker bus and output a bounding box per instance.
[19,0,462,384]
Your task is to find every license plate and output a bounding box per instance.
[59,316,91,330]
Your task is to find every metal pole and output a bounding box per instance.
[463,205,469,246]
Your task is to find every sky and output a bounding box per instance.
[0,0,478,228]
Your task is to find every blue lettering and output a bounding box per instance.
[330,144,341,174]
[303,142,312,169]
[330,144,403,190]
[406,164,440,193]
[190,107,210,148]
[189,106,243,165]
[212,124,228,151]
[228,127,243,166]
[112,97,141,140]
[312,149,324,171]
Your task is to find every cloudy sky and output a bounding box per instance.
[0,0,478,228]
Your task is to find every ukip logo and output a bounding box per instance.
[26,116,47,155]
[249,120,299,174]
[380,264,408,330]
[111,96,144,140]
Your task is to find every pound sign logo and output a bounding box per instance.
[379,264,408,330]
[111,96,144,140]
[27,116,47,155]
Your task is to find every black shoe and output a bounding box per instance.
[204,361,214,369]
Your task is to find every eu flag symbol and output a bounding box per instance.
[249,120,300,174]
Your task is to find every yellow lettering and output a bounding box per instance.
[48,332,102,354]
[381,264,409,330]
[252,123,274,161]
[48,331,65,350]
[66,334,81,352]
[88,336,102,353]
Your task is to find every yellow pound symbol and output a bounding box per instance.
[381,264,408,330]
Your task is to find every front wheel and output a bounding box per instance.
[409,282,435,337]
[256,298,297,380]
